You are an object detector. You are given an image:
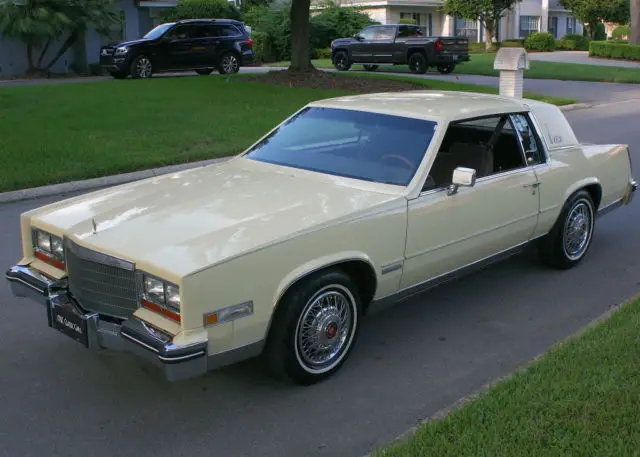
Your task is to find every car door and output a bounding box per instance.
[400,113,541,289]
[393,25,425,63]
[351,26,395,63]
[350,26,377,62]
[163,24,196,69]
[186,23,219,68]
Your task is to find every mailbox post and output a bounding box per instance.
[493,47,530,99]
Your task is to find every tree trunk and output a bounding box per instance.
[587,21,598,40]
[632,0,640,45]
[45,30,79,71]
[288,0,314,72]
[484,19,495,51]
[26,42,36,73]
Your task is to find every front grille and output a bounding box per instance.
[64,238,138,319]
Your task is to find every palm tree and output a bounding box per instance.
[0,0,118,73]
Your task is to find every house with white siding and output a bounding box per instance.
[315,0,583,42]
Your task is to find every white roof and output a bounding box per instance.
[309,90,538,123]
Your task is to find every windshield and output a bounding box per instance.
[244,107,437,186]
[143,23,175,39]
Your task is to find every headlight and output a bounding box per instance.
[31,228,66,270]
[138,271,181,323]
[114,47,128,56]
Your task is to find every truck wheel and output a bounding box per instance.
[263,269,362,385]
[363,64,378,71]
[333,51,351,71]
[408,52,427,74]
[437,63,455,74]
[538,189,596,269]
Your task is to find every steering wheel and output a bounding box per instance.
[380,154,415,170]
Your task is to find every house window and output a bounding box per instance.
[566,16,576,34]
[454,17,478,42]
[519,15,540,38]
[549,16,558,38]
[400,12,421,26]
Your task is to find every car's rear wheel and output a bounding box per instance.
[130,55,153,79]
[539,189,596,269]
[218,53,240,74]
[363,64,379,71]
[408,52,427,74]
[264,269,362,385]
[333,51,351,71]
[195,68,214,75]
[437,63,455,74]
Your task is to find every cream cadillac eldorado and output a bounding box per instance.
[6,91,637,385]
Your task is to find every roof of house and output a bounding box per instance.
[309,90,539,123]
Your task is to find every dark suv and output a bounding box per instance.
[99,18,255,79]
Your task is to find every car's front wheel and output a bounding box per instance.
[130,55,153,79]
[333,50,351,71]
[264,269,362,385]
[539,189,596,269]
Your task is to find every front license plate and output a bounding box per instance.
[51,304,89,347]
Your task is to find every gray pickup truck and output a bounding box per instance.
[330,24,470,74]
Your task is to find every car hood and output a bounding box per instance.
[26,158,402,278]
[104,38,152,48]
[331,37,357,47]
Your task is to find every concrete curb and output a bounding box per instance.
[360,293,639,457]
[559,102,594,112]
[0,157,230,204]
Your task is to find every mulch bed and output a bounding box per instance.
[244,68,426,93]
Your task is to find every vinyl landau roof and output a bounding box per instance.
[309,90,537,122]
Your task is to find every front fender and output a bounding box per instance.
[272,251,377,309]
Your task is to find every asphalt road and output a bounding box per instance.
[1,100,640,457]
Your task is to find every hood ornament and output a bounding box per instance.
[92,218,97,234]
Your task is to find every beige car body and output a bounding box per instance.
[6,91,637,381]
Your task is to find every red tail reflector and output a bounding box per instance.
[245,38,253,47]
[435,39,444,52]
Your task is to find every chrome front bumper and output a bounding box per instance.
[629,178,637,204]
[6,265,208,382]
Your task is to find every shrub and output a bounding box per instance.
[164,0,241,21]
[612,25,630,40]
[589,41,640,61]
[315,47,332,59]
[556,33,590,50]
[250,30,270,62]
[524,32,555,51]
[242,3,292,61]
[310,5,378,48]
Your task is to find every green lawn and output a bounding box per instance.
[270,53,640,84]
[0,74,573,192]
[373,296,640,457]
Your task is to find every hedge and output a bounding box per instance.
[589,41,640,61]
[556,34,590,51]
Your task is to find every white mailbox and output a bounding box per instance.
[493,47,530,99]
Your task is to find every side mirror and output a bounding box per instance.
[447,167,476,196]
[354,34,363,41]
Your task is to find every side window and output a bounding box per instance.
[216,25,242,37]
[510,113,546,165]
[167,25,190,40]
[424,115,527,191]
[373,26,396,40]
[358,27,376,40]
[192,24,217,38]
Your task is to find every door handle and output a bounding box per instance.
[523,182,540,188]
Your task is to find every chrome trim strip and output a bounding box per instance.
[159,351,206,362]
[375,238,537,304]
[381,263,403,275]
[596,198,624,218]
[6,275,47,294]
[405,212,538,260]
[120,332,160,354]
